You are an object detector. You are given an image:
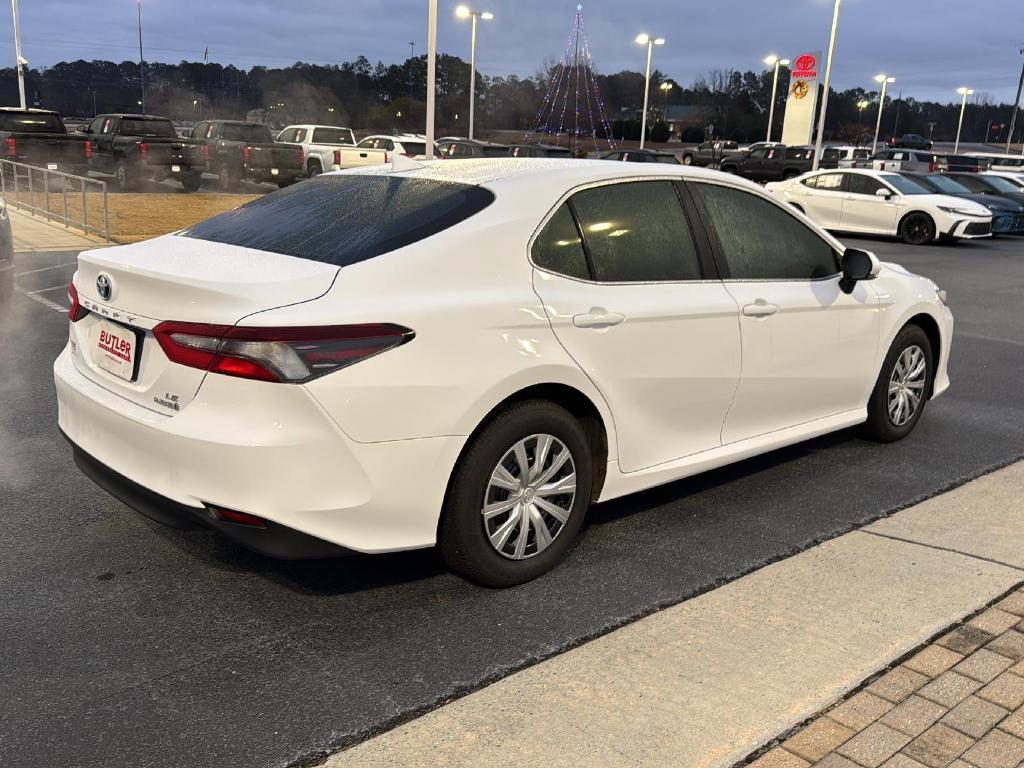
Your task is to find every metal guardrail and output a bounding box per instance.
[0,159,110,242]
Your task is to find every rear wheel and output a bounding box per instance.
[439,400,593,587]
[783,169,800,180]
[306,160,323,178]
[180,173,202,192]
[113,160,135,192]
[682,154,694,165]
[863,324,933,442]
[899,212,936,245]
[218,163,238,192]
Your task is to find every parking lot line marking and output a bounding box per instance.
[28,284,70,295]
[15,262,78,277]
[15,285,67,313]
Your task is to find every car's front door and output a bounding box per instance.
[531,179,742,472]
[688,180,880,444]
[840,173,900,235]
[798,172,845,228]
[90,116,117,173]
[741,147,769,180]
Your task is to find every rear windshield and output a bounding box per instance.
[311,127,353,145]
[180,175,495,266]
[0,112,64,133]
[220,123,272,143]
[120,118,177,138]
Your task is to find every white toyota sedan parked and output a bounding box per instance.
[55,160,953,586]
[767,168,992,244]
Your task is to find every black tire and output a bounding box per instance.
[783,169,800,180]
[720,165,737,175]
[276,178,296,189]
[306,160,323,178]
[180,173,202,192]
[113,160,134,192]
[682,154,694,165]
[899,212,936,245]
[862,324,933,442]
[218,163,238,193]
[439,399,593,587]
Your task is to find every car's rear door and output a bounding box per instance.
[531,178,741,472]
[687,179,879,445]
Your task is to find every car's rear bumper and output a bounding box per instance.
[54,346,464,555]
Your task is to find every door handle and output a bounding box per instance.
[742,301,780,318]
[573,308,626,329]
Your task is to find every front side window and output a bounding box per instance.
[693,183,838,281]
[570,181,702,282]
[845,174,887,196]
[532,203,589,280]
[180,176,495,267]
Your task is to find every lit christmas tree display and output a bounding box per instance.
[524,4,616,153]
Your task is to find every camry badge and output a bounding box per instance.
[96,273,113,301]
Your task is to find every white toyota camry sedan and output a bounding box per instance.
[767,168,992,244]
[56,159,953,586]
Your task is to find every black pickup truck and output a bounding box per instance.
[82,114,205,191]
[718,144,840,182]
[190,120,304,190]
[680,140,740,167]
[0,107,91,175]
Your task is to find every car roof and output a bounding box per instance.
[0,106,59,114]
[339,157,764,192]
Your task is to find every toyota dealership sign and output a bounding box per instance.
[782,50,822,145]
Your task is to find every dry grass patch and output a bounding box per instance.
[5,191,259,244]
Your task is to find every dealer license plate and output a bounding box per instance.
[92,319,139,381]
[47,163,57,170]
[271,168,279,175]
[171,164,181,172]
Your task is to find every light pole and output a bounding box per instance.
[871,74,895,154]
[11,0,26,109]
[635,33,665,150]
[136,0,146,113]
[425,0,437,158]
[811,0,841,171]
[1006,48,1023,154]
[455,5,493,142]
[660,82,672,117]
[763,54,790,143]
[857,99,869,124]
[193,98,203,120]
[954,86,974,154]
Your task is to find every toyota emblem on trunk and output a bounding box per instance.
[96,273,113,301]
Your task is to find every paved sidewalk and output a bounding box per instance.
[9,208,109,252]
[750,589,1024,768]
[328,461,1024,768]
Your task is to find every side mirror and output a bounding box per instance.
[839,248,881,293]
[875,188,892,199]
[76,124,88,133]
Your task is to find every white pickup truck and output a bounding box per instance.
[276,124,389,176]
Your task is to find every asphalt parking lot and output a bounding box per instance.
[2,234,1023,768]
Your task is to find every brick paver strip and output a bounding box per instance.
[970,609,1021,637]
[749,746,811,768]
[814,754,861,768]
[985,630,1024,662]
[998,705,1024,739]
[830,693,897,731]
[879,755,930,768]
[783,717,855,762]
[868,667,931,704]
[836,722,913,767]
[940,696,1010,739]
[961,728,1024,768]
[1011,658,1024,675]
[937,625,996,656]
[995,591,1024,617]
[977,672,1024,710]
[902,723,975,768]
[904,647,964,678]
[879,696,949,738]
[953,649,1015,684]
[917,671,984,709]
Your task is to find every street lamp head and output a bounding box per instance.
[455,5,471,19]
[857,99,869,109]
[481,11,494,20]
[635,33,650,45]
[874,74,891,83]
[660,82,673,91]
[779,59,790,66]
[764,55,778,66]
[654,38,665,46]
[957,86,974,95]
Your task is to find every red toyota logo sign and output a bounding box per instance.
[795,54,816,72]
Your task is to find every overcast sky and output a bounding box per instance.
[3,0,1022,105]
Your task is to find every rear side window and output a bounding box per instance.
[311,127,352,145]
[180,176,495,267]
[532,204,589,280]
[119,118,177,138]
[693,183,838,281]
[570,181,702,282]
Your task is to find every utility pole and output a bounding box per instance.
[136,0,146,112]
[425,0,437,158]
[409,42,415,59]
[812,0,841,171]
[11,0,26,109]
[1006,47,1024,154]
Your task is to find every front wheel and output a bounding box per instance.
[899,212,936,245]
[682,154,694,165]
[439,400,593,587]
[863,324,933,442]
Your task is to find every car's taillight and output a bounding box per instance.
[928,162,937,173]
[298,148,304,166]
[138,142,148,161]
[6,137,15,157]
[384,151,389,164]
[209,506,266,528]
[242,146,252,167]
[152,322,414,383]
[85,141,92,159]
[203,144,210,162]
[333,149,341,166]
[68,280,87,322]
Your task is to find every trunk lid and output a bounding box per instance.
[245,143,303,171]
[140,138,204,169]
[69,235,339,414]
[11,131,90,169]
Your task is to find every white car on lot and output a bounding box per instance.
[55,160,953,586]
[767,168,992,244]
[275,124,356,177]
[357,134,442,159]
